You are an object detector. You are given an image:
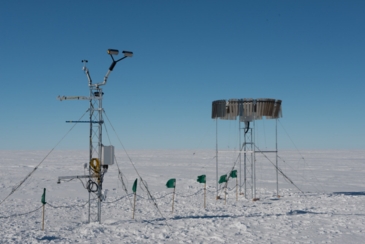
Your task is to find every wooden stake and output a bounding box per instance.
[133,192,136,219]
[224,182,227,205]
[204,182,206,209]
[172,187,175,214]
[42,205,45,231]
[236,177,238,201]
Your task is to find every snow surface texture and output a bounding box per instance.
[0,149,365,243]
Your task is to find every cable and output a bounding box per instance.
[86,180,98,193]
[254,145,306,196]
[135,192,173,201]
[277,155,322,193]
[103,111,171,232]
[0,205,43,219]
[278,120,326,193]
[176,189,203,198]
[103,122,133,208]
[47,199,91,209]
[190,119,215,178]
[0,109,89,206]
[245,122,250,134]
[104,194,133,204]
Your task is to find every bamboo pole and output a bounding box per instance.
[42,205,45,231]
[224,182,227,205]
[172,187,175,214]
[204,182,206,209]
[133,192,136,219]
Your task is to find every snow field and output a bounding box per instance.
[0,149,365,243]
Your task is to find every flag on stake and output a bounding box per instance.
[219,174,227,184]
[197,175,206,184]
[132,178,137,219]
[230,170,238,201]
[197,175,207,208]
[41,188,46,231]
[230,170,237,178]
[218,175,228,204]
[41,188,46,205]
[132,179,138,193]
[166,178,176,188]
[166,178,176,214]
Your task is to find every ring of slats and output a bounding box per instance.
[211,99,282,120]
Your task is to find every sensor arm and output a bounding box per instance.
[57,95,102,101]
[97,55,128,87]
[82,60,93,87]
[89,49,133,88]
[85,67,92,86]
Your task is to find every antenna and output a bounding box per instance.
[56,49,133,224]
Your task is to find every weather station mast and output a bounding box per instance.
[57,49,133,224]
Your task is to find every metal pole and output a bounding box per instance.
[250,129,253,199]
[244,129,247,198]
[204,182,206,208]
[42,205,45,231]
[172,187,175,214]
[239,120,241,194]
[133,192,136,219]
[216,118,218,199]
[88,88,92,223]
[253,100,256,200]
[98,88,103,224]
[276,119,279,197]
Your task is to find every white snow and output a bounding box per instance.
[1,149,365,243]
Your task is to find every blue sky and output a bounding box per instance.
[1,0,364,150]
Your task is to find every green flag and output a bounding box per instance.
[230,170,237,178]
[197,175,206,184]
[166,178,176,188]
[41,188,46,205]
[132,178,138,193]
[219,174,227,184]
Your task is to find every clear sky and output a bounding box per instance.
[1,0,364,150]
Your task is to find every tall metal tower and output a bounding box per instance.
[57,49,133,223]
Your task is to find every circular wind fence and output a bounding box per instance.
[211,99,282,122]
[211,98,286,201]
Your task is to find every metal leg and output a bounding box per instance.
[216,118,218,199]
[276,119,279,197]
[239,121,241,194]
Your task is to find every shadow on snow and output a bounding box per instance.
[332,192,365,196]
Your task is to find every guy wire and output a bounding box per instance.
[254,145,306,196]
[103,111,171,232]
[278,120,326,193]
[103,122,133,208]
[0,109,89,206]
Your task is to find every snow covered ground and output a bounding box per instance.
[0,149,365,243]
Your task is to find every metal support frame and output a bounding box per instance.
[243,128,254,199]
[276,119,279,197]
[239,121,241,194]
[57,175,91,184]
[218,99,280,201]
[88,87,104,224]
[216,118,218,198]
[57,49,132,225]
[239,103,279,200]
[253,103,256,199]
[57,89,104,224]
